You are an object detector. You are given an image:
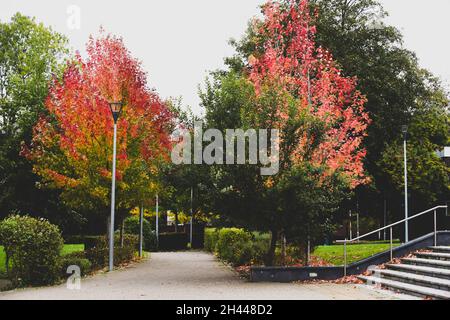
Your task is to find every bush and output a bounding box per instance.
[204,228,219,253]
[83,234,138,269]
[206,228,270,266]
[0,215,63,286]
[123,216,157,251]
[60,252,92,277]
[216,228,253,266]
[159,233,188,251]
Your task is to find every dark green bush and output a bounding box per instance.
[84,234,138,269]
[64,235,85,245]
[60,252,92,277]
[0,215,63,286]
[206,228,270,266]
[204,228,219,253]
[216,228,253,266]
[123,216,157,251]
[159,232,188,251]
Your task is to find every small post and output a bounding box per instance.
[349,211,352,241]
[434,209,437,247]
[390,227,393,261]
[139,204,144,258]
[190,187,193,248]
[343,239,347,277]
[307,238,311,266]
[155,194,159,249]
[383,199,387,241]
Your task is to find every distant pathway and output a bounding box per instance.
[0,251,411,300]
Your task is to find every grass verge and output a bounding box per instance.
[312,242,401,265]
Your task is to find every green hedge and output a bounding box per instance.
[83,235,139,269]
[60,252,92,277]
[123,216,157,251]
[0,215,63,286]
[159,233,188,251]
[205,228,269,266]
[204,228,219,252]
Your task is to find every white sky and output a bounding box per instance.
[2,0,449,114]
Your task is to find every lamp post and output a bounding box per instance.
[402,125,409,243]
[190,187,193,248]
[155,194,159,249]
[109,101,123,272]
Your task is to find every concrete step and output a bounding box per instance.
[402,258,450,269]
[358,275,450,300]
[429,246,450,253]
[416,252,450,261]
[387,263,450,280]
[374,269,450,290]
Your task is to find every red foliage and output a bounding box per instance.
[248,0,370,187]
[25,33,173,197]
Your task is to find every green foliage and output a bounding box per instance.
[158,233,188,251]
[123,216,157,251]
[204,228,219,252]
[83,234,138,269]
[309,0,450,214]
[210,228,268,266]
[0,246,7,277]
[201,70,354,264]
[0,215,63,286]
[228,0,450,223]
[0,13,70,224]
[59,252,92,277]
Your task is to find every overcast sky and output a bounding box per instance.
[2,0,449,114]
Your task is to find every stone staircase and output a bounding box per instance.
[359,246,450,300]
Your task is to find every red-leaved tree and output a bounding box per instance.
[248,0,370,188]
[23,34,173,230]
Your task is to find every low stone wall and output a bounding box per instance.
[250,231,450,283]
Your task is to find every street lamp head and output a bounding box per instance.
[401,125,408,134]
[109,101,123,124]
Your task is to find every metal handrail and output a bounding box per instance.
[336,205,447,276]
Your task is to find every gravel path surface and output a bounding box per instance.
[0,251,411,300]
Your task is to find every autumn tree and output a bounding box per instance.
[24,34,173,233]
[310,0,450,224]
[201,0,370,264]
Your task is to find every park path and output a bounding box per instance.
[0,251,412,300]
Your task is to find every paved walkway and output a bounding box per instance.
[0,252,412,300]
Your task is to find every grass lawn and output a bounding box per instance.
[0,246,6,277]
[61,244,84,256]
[0,244,84,277]
[312,242,401,266]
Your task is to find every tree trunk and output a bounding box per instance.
[281,232,287,266]
[265,228,278,266]
[107,216,111,240]
[120,219,124,248]
[174,212,179,233]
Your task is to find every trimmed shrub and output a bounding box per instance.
[204,228,219,253]
[84,234,138,269]
[123,216,157,251]
[159,233,188,251]
[0,215,63,286]
[64,235,85,245]
[216,228,253,266]
[60,252,92,277]
[205,228,270,266]
[191,223,206,249]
